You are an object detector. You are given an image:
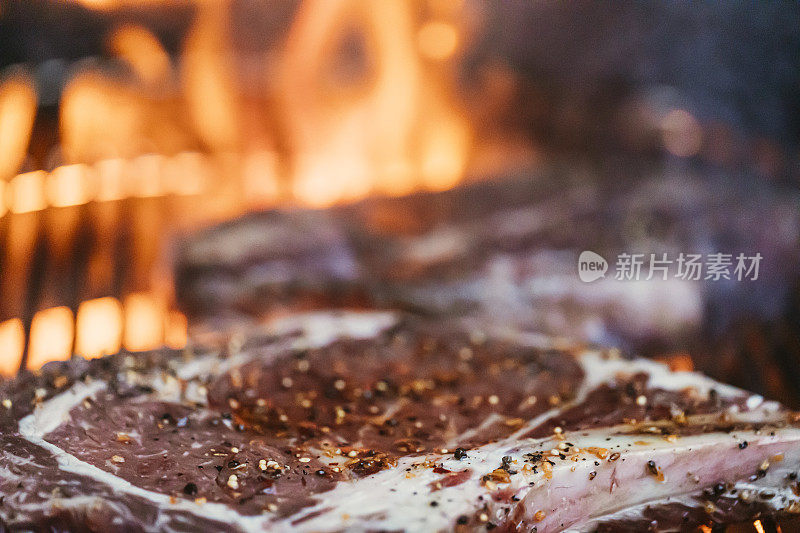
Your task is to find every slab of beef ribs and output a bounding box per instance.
[175,167,800,351]
[2,310,798,532]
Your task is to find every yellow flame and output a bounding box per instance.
[129,154,164,198]
[74,0,171,9]
[165,310,188,349]
[280,0,471,206]
[162,151,209,196]
[0,70,37,180]
[242,150,281,204]
[61,69,144,162]
[36,0,472,211]
[7,170,47,214]
[417,22,459,61]
[75,297,123,359]
[181,1,241,153]
[123,292,164,352]
[46,164,97,207]
[0,319,24,375]
[0,180,6,218]
[15,295,186,371]
[109,24,172,88]
[94,157,128,201]
[27,307,74,370]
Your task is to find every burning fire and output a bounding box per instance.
[0,0,474,212]
[0,293,187,376]
[0,0,474,373]
[0,69,36,183]
[279,0,470,205]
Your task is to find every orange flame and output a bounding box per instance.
[123,292,166,352]
[0,69,37,180]
[0,295,188,373]
[51,0,472,208]
[279,0,471,205]
[4,0,475,373]
[0,319,24,376]
[110,25,172,89]
[27,307,74,370]
[181,1,242,154]
[75,297,123,359]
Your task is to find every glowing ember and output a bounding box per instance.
[109,25,172,89]
[123,292,166,352]
[75,297,123,359]
[27,307,74,370]
[0,319,24,376]
[46,164,96,208]
[0,296,187,373]
[8,171,47,214]
[417,22,459,61]
[653,352,694,372]
[0,70,36,181]
[165,311,188,350]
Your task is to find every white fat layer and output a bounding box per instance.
[19,380,106,437]
[566,442,800,532]
[266,310,398,349]
[577,350,747,399]
[283,415,800,532]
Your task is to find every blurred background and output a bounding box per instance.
[0,0,798,434]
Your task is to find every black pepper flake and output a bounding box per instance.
[608,453,620,462]
[454,448,468,460]
[457,515,469,525]
[646,460,658,475]
[739,441,748,449]
[183,482,198,496]
[588,471,596,480]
